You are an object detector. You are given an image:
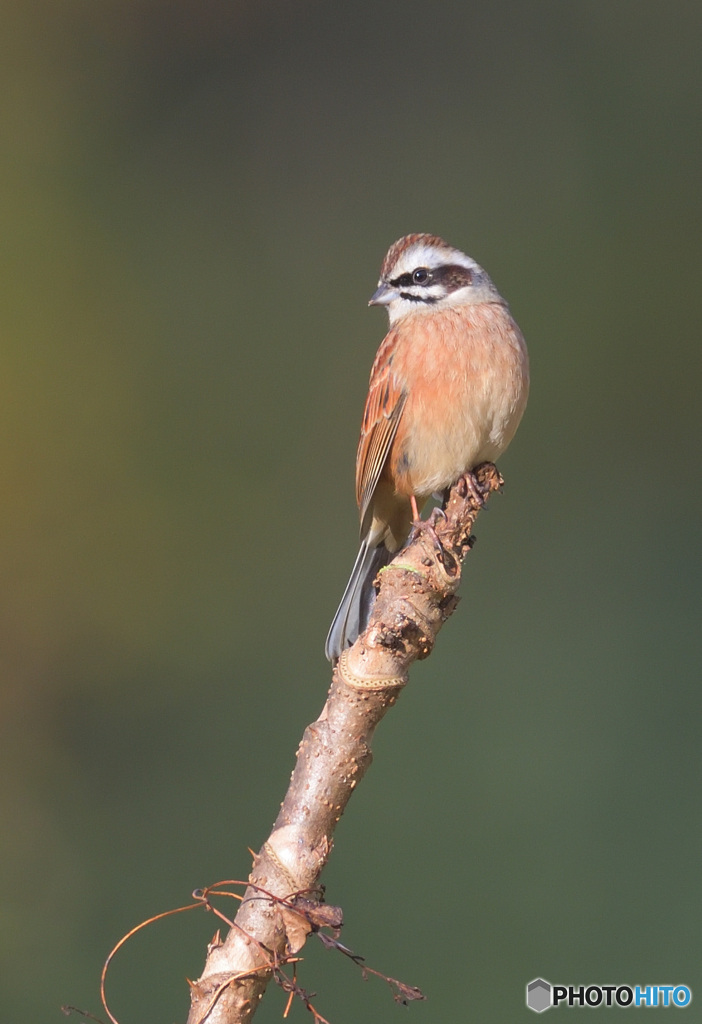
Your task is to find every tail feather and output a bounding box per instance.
[325,541,393,661]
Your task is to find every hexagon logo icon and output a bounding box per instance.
[526,978,552,1013]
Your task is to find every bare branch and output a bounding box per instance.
[186,463,504,1024]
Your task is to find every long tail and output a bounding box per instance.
[325,540,393,661]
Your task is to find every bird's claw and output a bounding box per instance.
[457,471,488,507]
[408,505,446,561]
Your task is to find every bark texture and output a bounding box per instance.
[186,463,503,1024]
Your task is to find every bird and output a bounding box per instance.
[325,233,529,662]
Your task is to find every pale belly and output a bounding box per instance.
[390,305,529,498]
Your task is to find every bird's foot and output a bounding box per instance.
[408,505,447,560]
[457,470,488,507]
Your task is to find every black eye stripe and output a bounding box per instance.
[392,272,413,288]
[390,263,473,292]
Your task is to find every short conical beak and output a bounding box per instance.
[368,281,394,306]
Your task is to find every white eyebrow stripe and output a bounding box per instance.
[390,244,480,276]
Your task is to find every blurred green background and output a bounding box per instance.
[1,1,701,1021]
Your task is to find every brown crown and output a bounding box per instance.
[380,234,451,278]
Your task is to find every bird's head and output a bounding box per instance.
[369,233,503,325]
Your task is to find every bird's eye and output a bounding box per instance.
[412,268,431,285]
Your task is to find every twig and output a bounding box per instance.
[185,463,504,1024]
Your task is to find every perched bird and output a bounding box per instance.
[325,233,529,662]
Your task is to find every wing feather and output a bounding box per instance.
[355,333,406,525]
